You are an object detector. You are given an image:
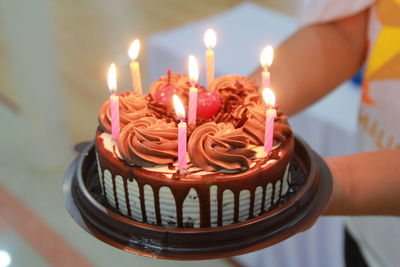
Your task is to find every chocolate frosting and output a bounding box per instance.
[233,94,292,145]
[209,75,259,112]
[117,117,178,167]
[99,91,148,133]
[188,122,256,171]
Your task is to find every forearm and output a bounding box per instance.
[251,9,368,115]
[324,150,400,216]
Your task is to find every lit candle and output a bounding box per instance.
[107,63,120,141]
[263,88,276,154]
[188,55,199,126]
[260,45,274,88]
[128,39,143,95]
[173,94,188,171]
[204,28,216,88]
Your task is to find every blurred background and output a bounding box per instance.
[0,0,360,266]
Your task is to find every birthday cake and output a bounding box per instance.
[95,72,294,228]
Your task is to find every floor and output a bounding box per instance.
[0,1,296,266]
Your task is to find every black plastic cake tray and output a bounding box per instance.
[63,136,332,260]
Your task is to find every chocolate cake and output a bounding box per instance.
[95,74,294,228]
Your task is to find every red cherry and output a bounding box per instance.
[197,91,222,118]
[154,84,176,108]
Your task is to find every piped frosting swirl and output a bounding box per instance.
[233,94,292,145]
[99,91,148,133]
[209,75,259,112]
[117,117,178,167]
[188,122,256,171]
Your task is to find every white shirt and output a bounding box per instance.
[299,0,400,266]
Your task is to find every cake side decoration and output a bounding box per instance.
[209,75,259,112]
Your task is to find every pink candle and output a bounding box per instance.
[178,121,188,170]
[188,55,199,126]
[110,94,120,141]
[264,108,276,153]
[262,88,276,154]
[262,69,271,88]
[173,94,188,171]
[107,63,120,141]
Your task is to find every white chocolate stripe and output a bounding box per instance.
[144,184,157,224]
[222,189,235,226]
[281,163,290,196]
[210,185,218,227]
[238,190,250,222]
[115,176,128,215]
[253,186,263,217]
[264,183,273,211]
[182,188,200,228]
[103,170,116,208]
[159,186,177,227]
[127,178,143,222]
[274,180,281,204]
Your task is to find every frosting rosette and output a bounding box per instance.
[188,122,256,171]
[99,91,148,133]
[209,75,259,111]
[117,117,178,167]
[233,94,292,145]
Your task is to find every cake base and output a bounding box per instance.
[63,136,332,260]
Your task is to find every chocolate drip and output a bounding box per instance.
[260,183,267,213]
[199,185,211,228]
[278,180,283,201]
[249,188,255,219]
[217,187,223,226]
[123,178,132,217]
[138,181,147,223]
[271,181,276,208]
[111,174,119,211]
[153,186,162,225]
[233,190,240,223]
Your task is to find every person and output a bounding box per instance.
[251,0,400,266]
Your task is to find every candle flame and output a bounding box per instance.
[188,55,199,84]
[204,28,217,49]
[173,94,186,120]
[107,63,117,92]
[260,45,274,68]
[128,39,140,60]
[263,88,276,107]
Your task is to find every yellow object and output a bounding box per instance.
[362,0,400,105]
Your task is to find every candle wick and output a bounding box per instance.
[167,68,172,84]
